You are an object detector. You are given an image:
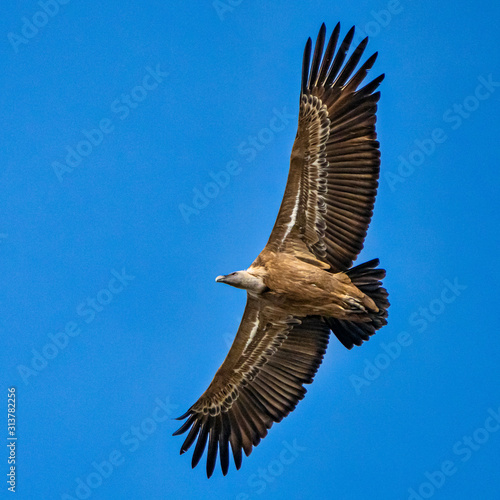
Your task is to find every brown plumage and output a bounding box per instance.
[174,23,389,478]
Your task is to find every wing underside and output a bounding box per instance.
[174,298,330,477]
[267,23,384,272]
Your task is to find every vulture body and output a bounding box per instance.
[174,22,389,478]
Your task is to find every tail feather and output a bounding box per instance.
[325,259,389,350]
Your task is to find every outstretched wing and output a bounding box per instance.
[173,296,330,477]
[267,23,384,271]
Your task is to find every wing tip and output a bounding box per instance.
[301,37,313,95]
[174,407,192,421]
[357,37,370,56]
[345,25,356,41]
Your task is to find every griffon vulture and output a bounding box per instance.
[174,22,389,477]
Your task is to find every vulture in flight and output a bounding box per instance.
[174,22,389,477]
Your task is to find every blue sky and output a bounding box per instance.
[2,1,500,499]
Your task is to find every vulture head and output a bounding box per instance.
[215,270,266,293]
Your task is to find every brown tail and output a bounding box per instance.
[325,259,389,349]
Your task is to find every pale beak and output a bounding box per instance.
[215,275,226,283]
